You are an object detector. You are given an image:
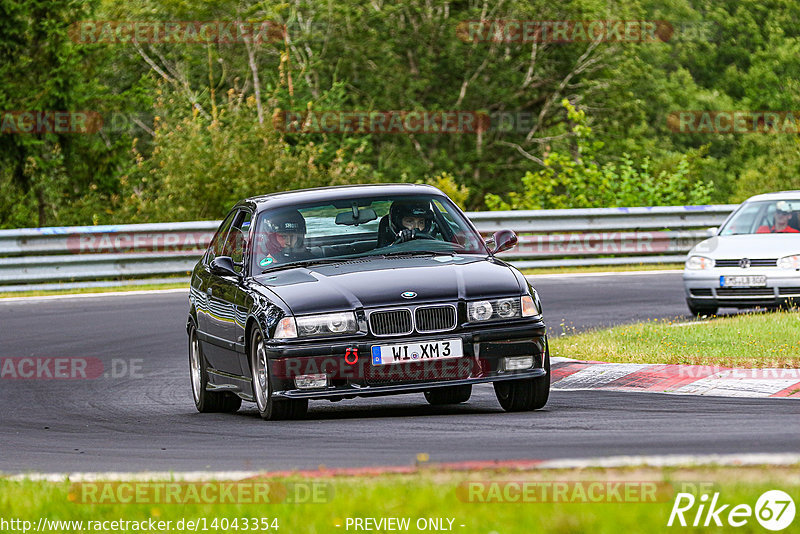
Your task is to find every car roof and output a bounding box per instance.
[744,190,800,202]
[234,183,444,211]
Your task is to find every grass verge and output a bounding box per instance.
[522,263,684,275]
[1,466,797,533]
[550,311,800,367]
[0,282,187,299]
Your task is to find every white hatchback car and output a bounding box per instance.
[683,191,800,316]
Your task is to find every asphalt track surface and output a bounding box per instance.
[2,272,799,474]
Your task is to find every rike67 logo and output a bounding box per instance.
[668,490,795,530]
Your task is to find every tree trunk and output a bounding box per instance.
[36,186,46,227]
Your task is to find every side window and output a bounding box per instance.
[223,210,253,273]
[207,210,237,263]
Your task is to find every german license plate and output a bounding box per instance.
[371,339,463,366]
[720,275,767,287]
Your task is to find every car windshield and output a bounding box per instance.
[720,199,800,235]
[250,193,488,272]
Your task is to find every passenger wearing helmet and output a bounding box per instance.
[388,200,436,244]
[256,209,313,267]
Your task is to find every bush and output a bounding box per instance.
[122,90,374,222]
[485,101,714,210]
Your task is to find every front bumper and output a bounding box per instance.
[264,320,548,399]
[683,269,800,307]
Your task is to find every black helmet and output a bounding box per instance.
[264,209,306,245]
[389,200,434,234]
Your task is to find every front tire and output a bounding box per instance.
[494,348,550,412]
[424,385,472,405]
[250,329,308,420]
[189,324,242,413]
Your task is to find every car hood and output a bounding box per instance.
[690,234,800,259]
[252,255,523,315]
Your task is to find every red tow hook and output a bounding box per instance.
[344,348,359,365]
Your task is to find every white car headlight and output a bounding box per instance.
[778,255,800,269]
[686,255,715,270]
[296,312,358,337]
[468,296,538,322]
[468,300,494,321]
[274,312,358,339]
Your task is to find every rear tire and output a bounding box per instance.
[494,348,550,412]
[687,300,718,317]
[189,324,242,413]
[424,385,472,405]
[250,329,308,420]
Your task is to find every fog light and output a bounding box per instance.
[294,373,328,389]
[503,356,534,371]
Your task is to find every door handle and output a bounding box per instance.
[206,287,213,296]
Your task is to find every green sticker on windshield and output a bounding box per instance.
[259,256,274,267]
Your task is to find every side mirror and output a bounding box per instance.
[489,229,518,254]
[210,256,240,277]
[707,227,719,236]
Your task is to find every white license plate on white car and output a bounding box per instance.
[371,339,463,366]
[720,275,767,287]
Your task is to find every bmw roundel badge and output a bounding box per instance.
[401,291,417,299]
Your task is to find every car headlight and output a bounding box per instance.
[686,255,715,270]
[274,312,358,339]
[468,296,539,322]
[778,255,800,269]
[468,300,495,321]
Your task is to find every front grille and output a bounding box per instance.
[779,287,800,296]
[716,288,775,297]
[369,309,413,336]
[690,288,713,297]
[415,305,456,333]
[714,258,777,268]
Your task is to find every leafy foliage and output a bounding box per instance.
[485,101,713,209]
[122,88,373,221]
[1,0,799,227]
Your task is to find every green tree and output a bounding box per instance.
[0,0,137,227]
[485,100,713,209]
[122,86,373,222]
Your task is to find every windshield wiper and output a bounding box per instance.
[380,250,455,258]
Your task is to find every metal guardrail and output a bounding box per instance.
[0,205,737,291]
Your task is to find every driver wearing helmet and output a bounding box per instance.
[256,209,313,267]
[389,200,435,243]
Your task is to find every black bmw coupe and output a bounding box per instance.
[187,184,549,419]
